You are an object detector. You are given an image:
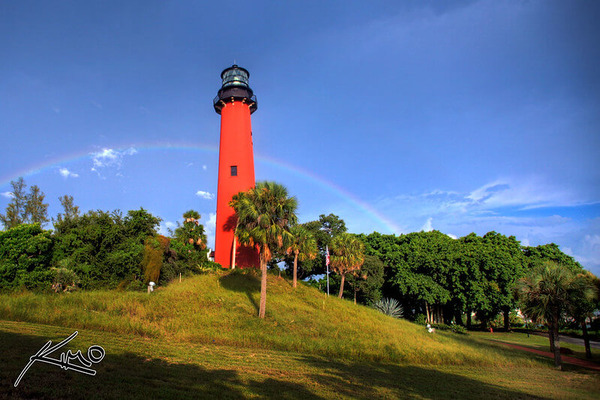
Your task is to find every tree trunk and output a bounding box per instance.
[231,235,237,270]
[549,324,556,353]
[455,309,464,326]
[425,301,430,324]
[258,251,268,319]
[466,309,472,329]
[582,319,592,359]
[338,274,345,298]
[551,317,562,370]
[354,287,357,304]
[503,307,511,332]
[293,251,298,288]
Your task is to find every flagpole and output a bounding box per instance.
[326,245,330,297]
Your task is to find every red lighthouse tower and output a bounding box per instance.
[213,65,259,268]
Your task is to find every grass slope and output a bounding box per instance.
[1,270,599,399]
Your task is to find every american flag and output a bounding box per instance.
[325,245,330,267]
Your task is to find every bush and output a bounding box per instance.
[452,325,468,335]
[0,224,53,291]
[414,314,427,325]
[373,298,404,318]
[51,267,80,292]
[431,323,451,331]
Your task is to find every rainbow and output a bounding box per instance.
[0,143,401,234]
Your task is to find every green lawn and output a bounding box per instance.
[1,271,599,399]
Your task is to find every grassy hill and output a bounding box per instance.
[1,270,599,399]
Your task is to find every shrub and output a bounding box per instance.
[414,314,427,325]
[431,323,451,331]
[51,267,80,292]
[373,298,404,318]
[452,325,468,335]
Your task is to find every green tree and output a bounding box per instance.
[288,224,317,288]
[515,262,595,370]
[53,195,80,234]
[173,210,207,250]
[298,214,347,278]
[1,178,49,229]
[52,208,160,289]
[478,232,524,330]
[124,208,161,240]
[566,271,599,359]
[0,223,53,290]
[329,233,365,298]
[230,181,298,318]
[25,185,49,225]
[386,231,455,323]
[346,254,385,304]
[0,178,28,229]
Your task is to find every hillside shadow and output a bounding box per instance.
[294,354,551,400]
[443,331,555,367]
[0,329,324,400]
[218,272,260,313]
[1,328,583,399]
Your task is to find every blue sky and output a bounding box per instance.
[1,1,599,274]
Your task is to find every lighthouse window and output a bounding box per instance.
[230,165,238,176]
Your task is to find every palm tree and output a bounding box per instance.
[515,262,595,370]
[230,181,297,318]
[288,225,317,288]
[567,271,599,359]
[174,210,207,249]
[329,233,365,298]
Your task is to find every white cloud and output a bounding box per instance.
[1,191,13,198]
[371,175,600,273]
[205,213,217,249]
[466,176,583,210]
[207,213,216,229]
[58,167,79,178]
[90,147,138,175]
[196,190,215,200]
[158,221,177,237]
[421,217,433,232]
[202,165,208,171]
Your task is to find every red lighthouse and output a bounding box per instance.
[213,65,259,268]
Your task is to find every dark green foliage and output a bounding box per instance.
[515,261,596,369]
[452,324,468,334]
[347,254,384,304]
[523,243,583,272]
[52,208,160,289]
[358,230,591,330]
[0,224,53,290]
[294,214,347,277]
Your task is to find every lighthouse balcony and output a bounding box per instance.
[213,92,257,114]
